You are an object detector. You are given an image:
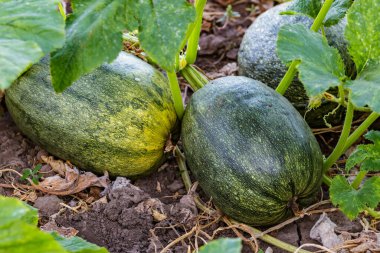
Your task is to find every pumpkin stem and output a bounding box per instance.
[289,196,300,215]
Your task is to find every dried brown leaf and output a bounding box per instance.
[34,156,110,196]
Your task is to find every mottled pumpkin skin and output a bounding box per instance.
[182,76,323,226]
[6,52,178,177]
[238,2,353,127]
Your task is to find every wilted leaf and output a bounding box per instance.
[34,156,110,196]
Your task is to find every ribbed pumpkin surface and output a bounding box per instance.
[6,52,177,177]
[182,76,323,225]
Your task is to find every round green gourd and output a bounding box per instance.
[238,2,353,127]
[5,52,178,177]
[182,76,323,226]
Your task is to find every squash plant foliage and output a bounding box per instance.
[0,0,380,235]
[276,0,380,219]
[0,196,108,253]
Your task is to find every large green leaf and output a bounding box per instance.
[0,197,109,253]
[198,238,242,253]
[0,39,44,90]
[50,0,125,92]
[346,131,380,172]
[281,0,321,19]
[130,0,196,71]
[324,0,352,27]
[0,222,67,253]
[0,196,38,227]
[277,24,346,96]
[0,0,65,90]
[52,233,108,253]
[349,61,380,113]
[330,176,380,220]
[345,0,380,73]
[51,0,195,91]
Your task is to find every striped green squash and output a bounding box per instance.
[182,76,323,225]
[5,52,178,177]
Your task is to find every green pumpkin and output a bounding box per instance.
[5,52,178,177]
[238,2,353,127]
[182,76,323,225]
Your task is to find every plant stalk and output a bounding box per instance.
[343,112,380,151]
[351,170,367,190]
[180,64,209,91]
[365,208,380,218]
[167,71,184,119]
[275,0,335,95]
[322,174,332,186]
[185,0,207,65]
[230,221,312,253]
[323,101,354,172]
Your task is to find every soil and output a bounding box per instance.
[1,1,379,253]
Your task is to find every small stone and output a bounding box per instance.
[34,195,62,217]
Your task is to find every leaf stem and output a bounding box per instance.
[230,221,312,253]
[275,61,299,95]
[343,112,380,151]
[185,0,207,65]
[365,208,380,218]
[180,64,209,91]
[322,174,332,186]
[350,170,367,190]
[167,71,184,119]
[338,84,345,105]
[323,101,354,172]
[275,0,335,95]
[310,0,334,32]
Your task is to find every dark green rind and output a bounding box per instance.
[238,2,353,127]
[182,76,323,226]
[5,52,177,177]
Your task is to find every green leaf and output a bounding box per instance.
[0,0,65,53]
[345,0,380,72]
[277,24,346,96]
[324,0,352,27]
[330,175,380,220]
[346,131,380,172]
[52,233,108,253]
[0,197,110,253]
[0,196,38,226]
[0,40,44,90]
[0,0,65,90]
[50,0,125,92]
[129,0,196,71]
[281,0,321,18]
[349,61,380,113]
[198,238,242,253]
[0,222,67,253]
